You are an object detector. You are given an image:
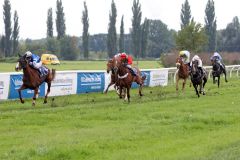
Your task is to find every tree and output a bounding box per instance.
[0,36,5,57]
[3,0,12,57]
[47,8,53,38]
[175,20,208,52]
[140,18,149,58]
[60,36,79,60]
[221,17,240,52]
[148,19,175,58]
[180,0,191,29]
[205,0,217,52]
[119,15,125,53]
[131,0,142,58]
[56,0,66,39]
[46,37,60,54]
[12,11,19,56]
[82,1,89,59]
[107,0,117,58]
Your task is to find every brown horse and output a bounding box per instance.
[15,54,56,106]
[116,61,145,102]
[104,56,121,94]
[175,57,190,93]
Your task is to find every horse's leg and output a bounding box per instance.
[218,76,220,88]
[127,87,130,103]
[32,88,38,106]
[176,76,179,92]
[119,86,123,99]
[223,69,228,82]
[213,76,216,84]
[44,82,51,104]
[18,85,27,104]
[138,83,143,97]
[202,77,207,95]
[182,78,186,93]
[194,84,200,98]
[104,81,114,94]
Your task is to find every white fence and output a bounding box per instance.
[0,65,239,100]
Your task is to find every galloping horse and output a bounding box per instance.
[15,54,56,106]
[175,57,190,93]
[211,60,228,88]
[116,61,146,102]
[190,60,207,97]
[104,56,121,94]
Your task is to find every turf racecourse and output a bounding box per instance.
[0,78,240,160]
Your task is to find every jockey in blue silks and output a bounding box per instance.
[210,52,225,70]
[25,51,47,77]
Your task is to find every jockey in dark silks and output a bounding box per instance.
[119,53,136,76]
[210,52,225,70]
[25,51,47,77]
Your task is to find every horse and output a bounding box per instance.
[175,57,190,93]
[190,60,207,98]
[104,56,121,94]
[116,61,146,102]
[15,54,56,106]
[211,60,228,88]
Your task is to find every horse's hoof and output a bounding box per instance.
[203,92,206,95]
[43,100,47,104]
[32,103,35,106]
[21,100,25,104]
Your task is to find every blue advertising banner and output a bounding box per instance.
[131,70,150,88]
[9,74,45,99]
[77,72,105,94]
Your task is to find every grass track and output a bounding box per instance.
[0,78,240,159]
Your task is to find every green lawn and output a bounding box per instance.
[0,78,240,159]
[0,60,162,72]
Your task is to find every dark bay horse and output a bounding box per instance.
[190,60,207,98]
[116,62,146,102]
[175,57,190,93]
[15,54,56,106]
[211,60,228,88]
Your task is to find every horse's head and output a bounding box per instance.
[191,60,199,76]
[15,54,28,71]
[176,57,183,69]
[106,59,114,73]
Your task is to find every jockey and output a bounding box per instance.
[179,50,190,66]
[190,55,204,74]
[210,52,225,69]
[120,53,136,76]
[24,51,46,77]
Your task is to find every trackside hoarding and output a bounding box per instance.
[0,69,169,100]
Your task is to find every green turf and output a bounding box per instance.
[0,60,162,72]
[0,78,239,160]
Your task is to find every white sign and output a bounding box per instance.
[0,74,10,100]
[46,72,77,96]
[149,69,168,87]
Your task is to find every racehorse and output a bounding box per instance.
[116,61,146,102]
[175,57,190,93]
[104,56,121,94]
[211,60,228,88]
[15,54,56,106]
[190,60,207,98]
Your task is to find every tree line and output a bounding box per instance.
[1,0,240,60]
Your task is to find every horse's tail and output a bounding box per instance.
[51,69,56,81]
